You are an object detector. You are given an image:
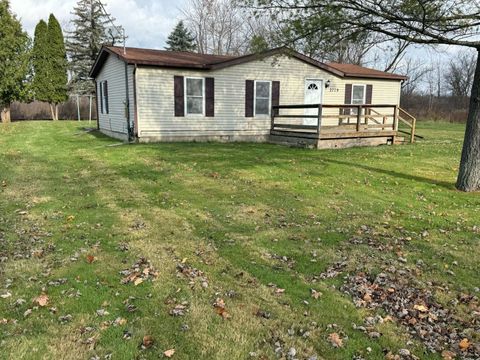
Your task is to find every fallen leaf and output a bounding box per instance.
[328,332,343,348]
[1,292,12,299]
[441,350,456,359]
[311,289,322,299]
[215,306,231,319]
[1,180,6,187]
[142,335,154,348]
[114,317,127,326]
[134,277,143,286]
[86,255,95,264]
[363,293,372,302]
[275,288,285,295]
[34,293,49,307]
[66,215,75,222]
[164,349,175,358]
[413,304,429,312]
[459,338,470,351]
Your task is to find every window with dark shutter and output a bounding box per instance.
[205,77,214,117]
[174,76,185,117]
[245,80,254,117]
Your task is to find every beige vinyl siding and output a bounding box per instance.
[96,54,132,136]
[135,55,402,138]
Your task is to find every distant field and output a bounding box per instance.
[0,121,478,359]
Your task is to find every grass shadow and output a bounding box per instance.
[323,158,456,190]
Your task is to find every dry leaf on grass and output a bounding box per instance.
[34,293,49,307]
[328,332,343,348]
[164,349,175,358]
[134,277,143,286]
[441,350,456,359]
[459,338,470,351]
[213,298,231,319]
[86,255,96,264]
[142,335,154,349]
[413,304,429,312]
[311,289,322,299]
[66,215,75,222]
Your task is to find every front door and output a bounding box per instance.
[304,79,323,125]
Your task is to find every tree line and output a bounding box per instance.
[0,0,121,123]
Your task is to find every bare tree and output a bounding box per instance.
[445,50,476,98]
[182,0,264,55]
[401,58,433,97]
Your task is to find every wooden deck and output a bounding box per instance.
[269,104,417,149]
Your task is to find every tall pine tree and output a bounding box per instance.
[66,0,122,95]
[32,20,50,104]
[47,14,68,120]
[0,0,31,123]
[165,21,196,52]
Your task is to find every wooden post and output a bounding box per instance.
[270,106,275,133]
[393,105,398,131]
[410,117,416,143]
[89,95,92,124]
[317,104,323,135]
[76,95,81,121]
[356,105,362,132]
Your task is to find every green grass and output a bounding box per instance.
[0,121,479,359]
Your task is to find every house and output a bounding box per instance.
[89,46,414,148]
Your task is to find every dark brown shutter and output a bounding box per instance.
[365,84,373,104]
[99,81,104,114]
[174,76,184,117]
[104,81,109,114]
[245,80,254,117]
[205,77,214,117]
[365,84,373,115]
[344,83,352,115]
[272,81,280,116]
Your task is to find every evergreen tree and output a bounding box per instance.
[0,0,31,123]
[32,20,50,103]
[47,14,68,120]
[66,0,123,95]
[165,21,196,52]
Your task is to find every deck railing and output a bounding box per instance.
[271,104,399,136]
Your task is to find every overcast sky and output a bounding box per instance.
[10,0,186,49]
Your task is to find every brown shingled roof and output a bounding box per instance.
[107,46,235,68]
[90,45,407,81]
[326,62,407,80]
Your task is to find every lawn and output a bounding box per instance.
[0,121,479,360]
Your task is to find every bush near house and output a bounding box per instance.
[0,121,478,360]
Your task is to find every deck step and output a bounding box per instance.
[394,136,406,145]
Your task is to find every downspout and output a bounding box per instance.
[124,62,133,142]
[94,81,100,130]
[133,64,139,139]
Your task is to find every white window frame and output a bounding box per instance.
[184,77,205,116]
[351,84,366,105]
[254,80,272,117]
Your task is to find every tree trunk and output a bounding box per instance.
[456,49,480,192]
[1,104,11,123]
[55,104,59,121]
[49,103,57,121]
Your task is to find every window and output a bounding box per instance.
[254,81,271,116]
[351,84,366,105]
[185,77,204,115]
[100,81,109,114]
